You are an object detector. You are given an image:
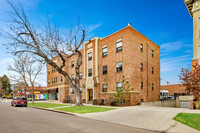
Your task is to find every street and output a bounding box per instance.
[0,102,158,133]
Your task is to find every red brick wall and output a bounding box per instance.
[161,84,187,96]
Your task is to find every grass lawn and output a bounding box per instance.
[173,113,200,131]
[55,106,116,114]
[28,103,67,108]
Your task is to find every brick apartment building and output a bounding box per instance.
[47,24,160,105]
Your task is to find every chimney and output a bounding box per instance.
[128,23,131,26]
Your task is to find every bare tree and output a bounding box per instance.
[8,55,43,104]
[2,1,85,105]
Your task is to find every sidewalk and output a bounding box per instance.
[76,106,200,133]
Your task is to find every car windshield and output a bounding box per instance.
[16,97,21,100]
[15,97,27,100]
[22,98,27,100]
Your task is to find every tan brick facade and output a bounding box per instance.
[161,84,187,96]
[47,25,160,105]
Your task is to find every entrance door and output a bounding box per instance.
[88,89,93,102]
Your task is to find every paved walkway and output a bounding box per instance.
[77,106,200,133]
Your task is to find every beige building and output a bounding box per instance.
[47,24,160,105]
[184,0,200,66]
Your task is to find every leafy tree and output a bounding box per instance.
[113,76,134,106]
[0,75,12,95]
[179,63,200,108]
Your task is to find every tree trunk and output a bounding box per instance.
[75,89,82,106]
[32,85,34,104]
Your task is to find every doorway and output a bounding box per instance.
[87,89,93,102]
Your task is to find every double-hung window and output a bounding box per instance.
[102,47,107,57]
[88,69,92,77]
[71,74,74,80]
[102,84,107,92]
[116,82,123,91]
[140,44,143,52]
[116,41,122,52]
[71,60,74,68]
[102,65,107,75]
[141,82,143,89]
[79,72,82,79]
[116,62,123,72]
[88,52,92,61]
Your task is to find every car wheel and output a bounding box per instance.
[25,105,27,107]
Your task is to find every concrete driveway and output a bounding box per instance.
[77,106,200,133]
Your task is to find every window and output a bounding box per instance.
[141,82,143,89]
[52,78,53,84]
[141,99,144,102]
[80,87,82,93]
[152,83,154,90]
[102,47,107,57]
[61,76,63,82]
[116,82,123,91]
[116,62,123,72]
[102,84,107,92]
[71,89,74,94]
[71,74,74,80]
[151,50,154,57]
[198,46,200,58]
[56,77,57,83]
[116,41,122,52]
[140,63,143,72]
[199,17,200,38]
[71,60,74,68]
[52,67,54,73]
[79,72,82,79]
[102,65,107,75]
[88,52,92,61]
[152,67,154,74]
[88,68,92,77]
[140,44,143,52]
[48,69,50,74]
[48,80,50,85]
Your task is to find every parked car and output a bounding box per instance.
[11,97,27,107]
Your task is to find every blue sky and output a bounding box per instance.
[0,0,193,85]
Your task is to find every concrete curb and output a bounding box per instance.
[28,106,76,116]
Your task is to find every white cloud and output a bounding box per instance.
[160,40,191,53]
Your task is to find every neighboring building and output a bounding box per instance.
[161,84,187,96]
[47,24,160,105]
[184,0,200,66]
[13,86,47,100]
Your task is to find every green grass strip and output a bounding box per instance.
[173,113,200,131]
[55,106,116,114]
[28,103,67,108]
